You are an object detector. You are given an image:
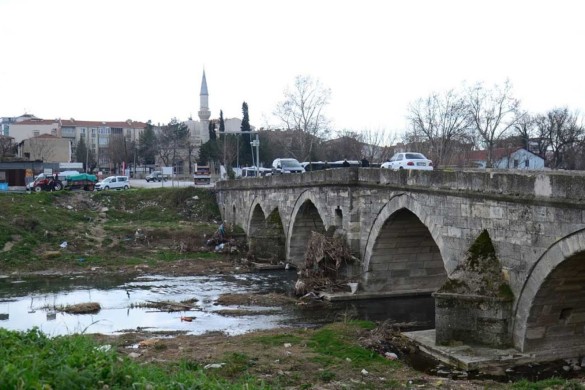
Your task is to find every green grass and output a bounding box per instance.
[0,192,97,264]
[252,333,304,347]
[511,378,585,389]
[0,328,267,389]
[94,187,221,223]
[307,324,395,369]
[0,188,222,268]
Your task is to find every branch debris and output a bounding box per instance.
[295,231,355,296]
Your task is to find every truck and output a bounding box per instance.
[64,173,98,191]
[145,171,168,182]
[27,170,81,192]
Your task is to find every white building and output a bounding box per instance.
[467,147,545,170]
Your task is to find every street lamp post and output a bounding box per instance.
[250,135,260,176]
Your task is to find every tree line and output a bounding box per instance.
[404,80,584,169]
[4,75,580,172]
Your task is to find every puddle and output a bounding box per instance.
[0,271,435,337]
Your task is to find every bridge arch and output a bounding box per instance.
[247,201,286,263]
[514,229,585,352]
[362,194,448,294]
[286,190,329,267]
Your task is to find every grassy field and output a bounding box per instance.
[0,187,223,271]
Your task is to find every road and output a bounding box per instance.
[129,178,214,189]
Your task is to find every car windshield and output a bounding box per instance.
[281,160,302,168]
[405,153,426,160]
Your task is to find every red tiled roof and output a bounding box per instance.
[15,119,58,125]
[60,120,147,128]
[34,134,60,139]
[14,119,147,128]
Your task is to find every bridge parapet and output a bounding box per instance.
[217,168,585,205]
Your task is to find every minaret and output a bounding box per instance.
[198,70,211,129]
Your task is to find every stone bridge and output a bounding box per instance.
[215,168,585,357]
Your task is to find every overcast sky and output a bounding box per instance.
[1,0,584,137]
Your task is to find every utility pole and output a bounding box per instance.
[222,133,227,178]
[85,134,89,173]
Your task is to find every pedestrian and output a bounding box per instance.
[342,159,350,168]
[361,157,370,167]
[217,222,226,241]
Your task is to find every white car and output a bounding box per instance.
[95,176,130,191]
[381,152,433,171]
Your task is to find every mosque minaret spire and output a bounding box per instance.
[198,69,211,123]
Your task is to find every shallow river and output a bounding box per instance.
[0,270,434,336]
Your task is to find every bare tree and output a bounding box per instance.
[157,118,190,170]
[466,80,520,167]
[535,108,584,169]
[274,75,331,161]
[513,112,535,151]
[107,134,127,172]
[323,130,364,161]
[360,128,395,163]
[407,89,472,168]
[27,137,59,162]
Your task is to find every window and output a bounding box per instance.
[525,159,529,168]
[62,127,75,137]
[33,130,40,137]
[514,159,519,168]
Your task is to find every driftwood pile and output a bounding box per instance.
[294,231,355,296]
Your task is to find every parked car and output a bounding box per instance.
[272,158,305,174]
[381,152,433,171]
[95,176,130,191]
[145,171,168,182]
[241,167,272,178]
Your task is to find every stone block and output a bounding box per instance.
[434,292,513,348]
[525,326,546,339]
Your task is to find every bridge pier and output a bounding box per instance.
[433,230,514,348]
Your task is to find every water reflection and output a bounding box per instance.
[0,271,434,336]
